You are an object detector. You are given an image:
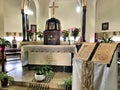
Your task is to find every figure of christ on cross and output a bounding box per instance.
[49,2,58,17]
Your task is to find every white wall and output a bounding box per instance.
[4,0,36,33]
[4,0,22,33]
[29,0,36,27]
[0,0,4,37]
[96,0,120,32]
[38,0,50,31]
[37,0,82,31]
[55,0,82,30]
[86,0,96,42]
[1,0,83,36]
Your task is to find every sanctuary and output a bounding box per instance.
[20,2,76,73]
[1,0,120,90]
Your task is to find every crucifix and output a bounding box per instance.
[49,2,58,17]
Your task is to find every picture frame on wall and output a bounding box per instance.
[31,24,37,41]
[102,22,109,30]
[31,24,37,32]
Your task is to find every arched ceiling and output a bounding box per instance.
[32,0,97,16]
[32,0,97,31]
[32,0,39,26]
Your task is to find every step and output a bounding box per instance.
[13,81,63,90]
[2,72,72,90]
[1,85,27,90]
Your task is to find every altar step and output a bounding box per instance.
[11,80,63,90]
[0,60,72,90]
[4,71,72,90]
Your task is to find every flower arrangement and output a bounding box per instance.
[36,31,43,39]
[71,27,80,39]
[26,29,35,38]
[61,30,69,40]
[61,30,69,41]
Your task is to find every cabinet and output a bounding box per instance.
[44,30,60,45]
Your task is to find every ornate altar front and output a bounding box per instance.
[21,45,76,67]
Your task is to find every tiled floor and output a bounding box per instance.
[2,60,72,90]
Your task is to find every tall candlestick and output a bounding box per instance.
[68,29,71,45]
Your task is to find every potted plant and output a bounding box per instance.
[26,29,36,41]
[60,77,72,90]
[0,72,14,87]
[101,37,114,43]
[0,37,11,72]
[61,30,69,41]
[32,65,53,81]
[36,31,43,40]
[71,27,80,41]
[0,37,11,48]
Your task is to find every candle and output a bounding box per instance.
[68,29,71,45]
[68,29,71,40]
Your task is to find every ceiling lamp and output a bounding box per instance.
[76,5,80,13]
[24,9,33,15]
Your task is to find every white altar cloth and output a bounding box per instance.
[72,52,117,90]
[21,45,76,66]
[21,45,76,53]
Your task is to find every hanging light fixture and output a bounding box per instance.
[24,9,33,15]
[23,0,33,15]
[76,5,80,13]
[76,0,81,13]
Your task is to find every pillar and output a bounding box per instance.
[82,6,86,42]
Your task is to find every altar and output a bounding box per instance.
[21,45,76,67]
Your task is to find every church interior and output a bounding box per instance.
[0,0,120,90]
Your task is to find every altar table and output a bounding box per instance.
[21,45,76,66]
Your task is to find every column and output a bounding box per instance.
[82,6,86,42]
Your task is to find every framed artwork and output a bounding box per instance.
[31,24,37,41]
[102,22,109,30]
[49,22,55,30]
[31,24,37,31]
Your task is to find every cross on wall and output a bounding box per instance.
[49,2,59,17]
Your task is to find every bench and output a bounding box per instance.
[5,48,21,61]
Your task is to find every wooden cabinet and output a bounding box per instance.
[44,30,60,45]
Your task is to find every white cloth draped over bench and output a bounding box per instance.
[21,45,76,66]
[72,52,117,90]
